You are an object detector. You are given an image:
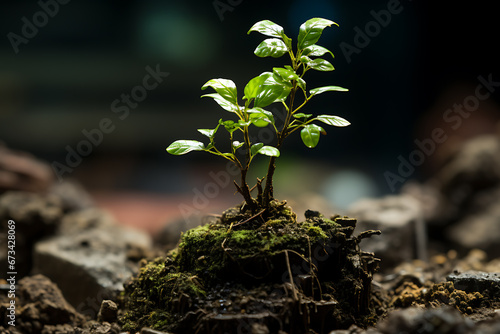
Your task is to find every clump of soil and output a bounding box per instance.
[120,200,381,333]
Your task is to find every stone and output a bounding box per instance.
[435,135,500,206]
[33,208,152,315]
[0,144,54,194]
[48,179,94,212]
[447,204,500,257]
[0,191,64,276]
[13,275,85,333]
[75,321,122,334]
[376,306,474,334]
[251,323,270,334]
[140,328,174,334]
[97,300,118,323]
[348,195,427,268]
[447,271,500,298]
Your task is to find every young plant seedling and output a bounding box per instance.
[167,18,350,214]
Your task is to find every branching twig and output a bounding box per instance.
[233,209,266,227]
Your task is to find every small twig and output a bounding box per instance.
[232,209,266,227]
[233,180,243,195]
[285,250,298,301]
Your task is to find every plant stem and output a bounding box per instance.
[238,124,257,212]
[262,82,298,208]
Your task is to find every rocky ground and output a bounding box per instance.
[0,133,500,334]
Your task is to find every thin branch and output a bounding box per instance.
[232,209,266,227]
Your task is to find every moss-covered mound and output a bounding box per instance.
[121,201,381,333]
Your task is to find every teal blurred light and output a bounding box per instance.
[321,170,378,209]
[136,4,217,67]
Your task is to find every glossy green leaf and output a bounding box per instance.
[201,79,238,104]
[309,86,349,96]
[300,124,324,148]
[232,141,244,149]
[220,120,241,133]
[308,58,334,71]
[257,146,280,157]
[167,140,205,155]
[254,76,286,108]
[302,45,334,58]
[297,77,306,91]
[250,143,264,156]
[282,34,292,50]
[276,87,292,102]
[273,67,299,81]
[238,120,251,127]
[293,113,312,119]
[244,73,272,101]
[201,93,240,113]
[247,20,285,38]
[197,128,216,138]
[299,55,312,63]
[249,112,272,127]
[254,38,288,58]
[248,107,275,124]
[315,115,350,127]
[298,18,337,50]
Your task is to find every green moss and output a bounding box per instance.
[120,257,206,332]
[174,209,337,283]
[121,204,379,332]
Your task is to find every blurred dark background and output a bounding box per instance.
[1,0,500,223]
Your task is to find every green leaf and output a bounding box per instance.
[248,107,275,124]
[299,55,312,63]
[201,79,238,104]
[201,93,240,113]
[315,115,350,127]
[273,67,299,81]
[167,140,205,155]
[308,58,334,71]
[293,113,312,119]
[249,112,272,127]
[309,86,349,96]
[254,75,286,108]
[282,34,292,51]
[248,20,285,38]
[257,146,280,157]
[298,18,337,50]
[244,73,272,101]
[197,129,216,138]
[220,120,241,133]
[300,124,324,148]
[250,143,264,156]
[254,38,288,58]
[297,78,306,91]
[302,45,334,58]
[238,120,252,127]
[232,141,244,149]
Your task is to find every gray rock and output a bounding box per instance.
[0,191,64,276]
[436,135,500,206]
[97,300,118,323]
[0,144,54,193]
[447,271,500,297]
[33,209,152,316]
[376,306,474,334]
[447,204,500,257]
[48,179,94,212]
[475,316,500,334]
[140,328,174,334]
[348,195,427,268]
